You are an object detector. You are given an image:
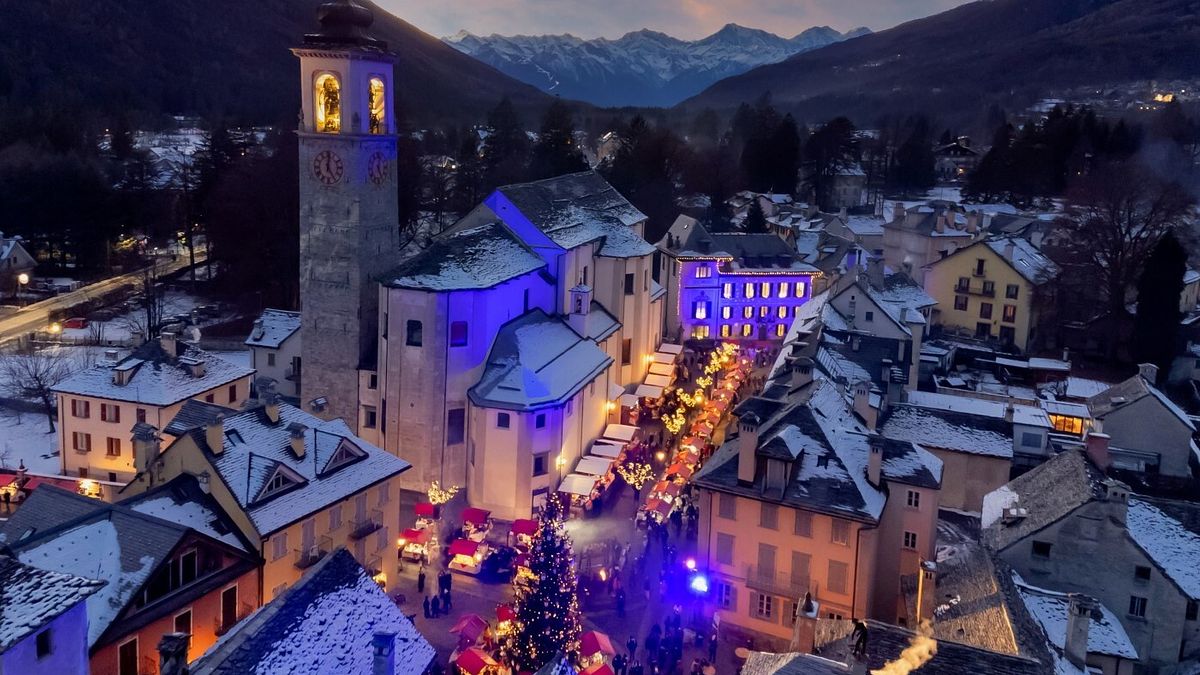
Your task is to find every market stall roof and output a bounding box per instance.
[462,507,491,525]
[514,553,531,568]
[648,362,674,377]
[581,630,617,658]
[448,539,481,557]
[619,393,640,408]
[658,343,683,355]
[400,528,428,545]
[582,662,616,675]
[653,352,676,365]
[646,498,672,516]
[666,463,694,479]
[589,442,623,459]
[602,424,640,442]
[449,613,489,643]
[510,519,538,536]
[635,384,664,399]
[559,473,599,496]
[645,373,672,388]
[496,604,516,622]
[575,456,614,476]
[608,382,625,400]
[415,502,438,517]
[456,647,498,675]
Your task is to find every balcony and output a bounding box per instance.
[213,602,255,636]
[349,510,383,540]
[744,565,814,600]
[294,536,333,570]
[365,554,383,577]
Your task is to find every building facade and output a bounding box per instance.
[0,557,101,675]
[245,309,302,399]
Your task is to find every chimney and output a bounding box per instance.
[205,415,225,455]
[789,591,820,653]
[1064,594,1097,669]
[839,206,848,221]
[1004,403,1015,424]
[1084,431,1111,472]
[567,284,593,338]
[866,256,885,289]
[1137,362,1159,385]
[893,203,907,222]
[737,413,761,484]
[251,318,265,341]
[1101,478,1129,525]
[131,423,161,475]
[157,632,190,675]
[867,435,884,486]
[372,632,396,675]
[160,332,178,358]
[935,213,947,234]
[853,381,877,432]
[917,561,938,624]
[1003,239,1016,261]
[288,422,307,459]
[966,212,982,234]
[256,378,280,423]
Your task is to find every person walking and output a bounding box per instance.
[430,594,441,618]
[417,565,426,594]
[616,587,626,617]
[627,635,638,660]
[422,595,431,619]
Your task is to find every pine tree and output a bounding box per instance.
[504,494,581,672]
[529,100,587,180]
[743,198,769,233]
[1133,231,1187,373]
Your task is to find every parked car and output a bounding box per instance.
[62,317,89,329]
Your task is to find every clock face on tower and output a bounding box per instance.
[367,151,390,187]
[312,150,344,185]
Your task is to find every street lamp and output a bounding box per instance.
[15,272,28,307]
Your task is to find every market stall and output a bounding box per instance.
[601,423,640,444]
[574,455,614,477]
[454,647,500,675]
[450,613,490,650]
[580,630,617,668]
[399,527,430,562]
[448,539,488,575]
[509,519,537,550]
[461,507,492,542]
[634,383,665,399]
[414,502,439,529]
[589,439,624,460]
[513,553,536,587]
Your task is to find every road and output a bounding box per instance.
[0,252,207,344]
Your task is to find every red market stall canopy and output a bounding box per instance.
[449,613,489,644]
[462,507,491,525]
[400,528,428,545]
[582,663,616,675]
[666,463,694,479]
[510,519,538,537]
[415,502,438,518]
[496,604,516,622]
[449,539,482,558]
[455,647,498,675]
[652,480,681,497]
[581,630,617,658]
[646,498,672,517]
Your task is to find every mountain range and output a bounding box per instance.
[682,0,1200,123]
[444,24,870,108]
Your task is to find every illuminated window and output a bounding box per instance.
[720,324,731,338]
[777,306,788,319]
[776,324,786,337]
[760,282,771,298]
[693,325,710,339]
[722,306,731,320]
[695,265,712,279]
[779,282,789,298]
[1002,305,1017,322]
[745,283,755,299]
[368,76,386,134]
[314,73,341,133]
[692,301,709,320]
[741,324,753,337]
[794,306,802,317]
[722,283,733,299]
[796,282,806,297]
[743,306,753,319]
[759,306,769,318]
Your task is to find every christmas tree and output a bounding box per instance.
[504,494,582,671]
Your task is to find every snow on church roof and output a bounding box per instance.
[470,309,613,411]
[383,220,546,291]
[1126,497,1200,599]
[0,556,104,652]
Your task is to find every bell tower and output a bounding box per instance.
[293,0,398,424]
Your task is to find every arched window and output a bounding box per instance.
[314,73,341,133]
[368,76,386,134]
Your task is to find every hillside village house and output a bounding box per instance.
[933,137,982,182]
[1086,364,1198,478]
[656,215,821,342]
[244,309,302,399]
[923,236,1060,352]
[881,203,981,283]
[119,398,410,601]
[0,480,260,675]
[0,232,36,293]
[983,442,1200,673]
[694,335,943,648]
[0,556,103,675]
[52,335,254,483]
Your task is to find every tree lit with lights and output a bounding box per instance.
[503,493,581,670]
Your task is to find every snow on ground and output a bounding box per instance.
[0,407,60,475]
[60,290,203,343]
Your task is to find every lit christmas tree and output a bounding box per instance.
[504,493,581,671]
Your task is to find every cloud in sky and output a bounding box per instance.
[376,0,970,40]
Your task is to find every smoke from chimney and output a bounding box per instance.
[871,620,937,675]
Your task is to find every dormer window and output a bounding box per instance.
[322,439,367,475]
[256,464,306,503]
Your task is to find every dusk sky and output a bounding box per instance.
[378,0,972,40]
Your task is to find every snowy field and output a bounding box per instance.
[59,290,213,344]
[0,407,59,475]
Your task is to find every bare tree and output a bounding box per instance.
[0,346,75,432]
[119,266,165,341]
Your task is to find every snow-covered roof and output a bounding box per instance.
[244,309,302,349]
[1088,374,1196,430]
[470,309,612,411]
[881,404,1013,458]
[0,555,104,652]
[383,219,546,291]
[742,651,847,674]
[985,237,1060,284]
[189,404,411,535]
[1013,574,1139,660]
[53,339,254,407]
[121,474,249,550]
[906,390,1051,428]
[191,549,434,675]
[1126,497,1200,599]
[982,449,1106,550]
[1063,377,1113,400]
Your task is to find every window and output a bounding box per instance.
[271,533,288,561]
[760,282,771,298]
[368,373,377,389]
[777,306,788,319]
[791,551,811,586]
[106,437,121,457]
[624,273,635,295]
[376,483,390,507]
[695,265,712,278]
[314,73,341,133]
[174,609,192,635]
[535,413,547,429]
[982,280,995,296]
[743,305,753,319]
[447,408,465,445]
[70,399,90,419]
[779,282,790,298]
[450,321,468,346]
[956,277,970,292]
[715,533,734,565]
[692,301,709,320]
[775,324,786,337]
[78,468,87,478]
[759,305,769,318]
[954,295,968,311]
[906,490,920,508]
[718,493,737,520]
[716,582,736,609]
[741,324,753,337]
[794,511,812,537]
[533,454,548,477]
[903,531,918,550]
[979,302,993,319]
[621,338,632,365]
[497,412,511,429]
[100,403,120,423]
[1134,565,1152,582]
[72,432,92,453]
[720,324,731,338]
[136,408,146,423]
[796,281,806,297]
[1129,595,1148,618]
[828,561,849,594]
[228,384,237,403]
[523,288,530,311]
[794,306,803,317]
[205,394,215,403]
[752,592,775,620]
[1187,600,1198,621]
[693,325,710,339]
[831,519,850,545]
[745,283,756,299]
[35,629,51,659]
[118,638,138,675]
[405,320,422,346]
[1020,432,1041,448]
[722,283,733,299]
[864,310,874,322]
[362,406,377,429]
[367,76,386,134]
[974,258,985,276]
[760,503,779,530]
[1002,305,1017,323]
[975,322,991,338]
[1005,284,1019,299]
[722,306,732,320]
[1032,540,1052,559]
[329,504,342,530]
[267,352,276,367]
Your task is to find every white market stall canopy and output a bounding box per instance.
[635,384,664,399]
[608,383,626,400]
[648,362,674,377]
[644,374,672,388]
[559,473,599,496]
[619,393,640,409]
[575,456,614,476]
[603,424,640,442]
[653,352,676,365]
[590,440,624,458]
[658,343,683,355]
